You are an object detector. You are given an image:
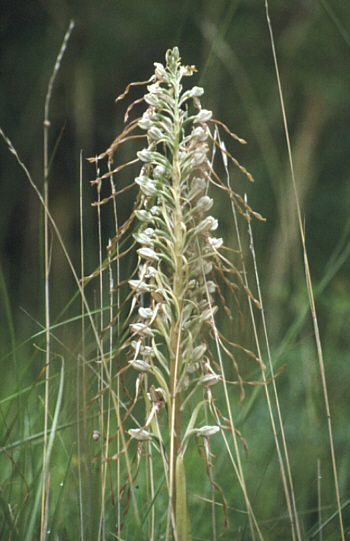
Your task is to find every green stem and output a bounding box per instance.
[169,73,185,527]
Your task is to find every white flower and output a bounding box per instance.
[138,307,154,319]
[135,175,158,196]
[128,428,152,441]
[153,165,167,180]
[200,261,213,275]
[201,374,221,386]
[151,289,165,302]
[194,109,212,124]
[150,206,160,215]
[180,86,204,105]
[140,345,153,356]
[195,195,213,213]
[138,117,153,130]
[133,230,154,246]
[130,323,154,337]
[192,344,207,361]
[208,217,218,230]
[129,359,152,372]
[194,425,220,437]
[144,93,159,107]
[200,306,217,322]
[148,386,167,404]
[147,82,161,94]
[135,174,152,184]
[208,237,223,249]
[145,265,157,277]
[195,216,218,234]
[137,247,159,261]
[137,149,167,166]
[154,62,167,79]
[186,362,199,374]
[190,150,207,166]
[205,281,216,293]
[135,209,154,223]
[188,177,207,200]
[191,126,208,141]
[138,149,154,162]
[148,126,164,141]
[128,279,149,292]
[190,86,204,97]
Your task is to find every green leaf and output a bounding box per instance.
[175,452,192,541]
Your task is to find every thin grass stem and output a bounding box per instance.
[78,150,86,541]
[216,127,297,537]
[41,21,74,541]
[265,3,345,539]
[245,192,301,541]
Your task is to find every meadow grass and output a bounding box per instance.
[0,10,347,541]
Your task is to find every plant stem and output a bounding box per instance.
[169,73,185,533]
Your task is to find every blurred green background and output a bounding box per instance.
[1,0,349,336]
[0,0,349,538]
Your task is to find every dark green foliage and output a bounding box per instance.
[1,1,349,539]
